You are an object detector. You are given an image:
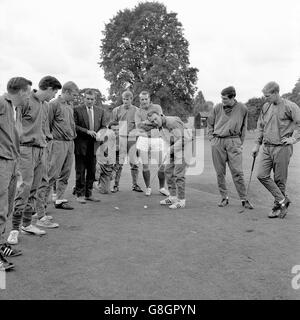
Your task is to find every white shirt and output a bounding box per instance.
[86,105,94,130]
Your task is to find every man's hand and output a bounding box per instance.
[87,130,97,138]
[251,144,260,158]
[281,137,296,145]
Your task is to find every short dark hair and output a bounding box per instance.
[38,76,62,91]
[221,86,236,99]
[84,89,96,96]
[147,110,161,118]
[7,77,32,94]
[139,90,150,97]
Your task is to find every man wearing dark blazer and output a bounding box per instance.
[74,89,106,203]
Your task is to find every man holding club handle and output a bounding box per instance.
[252,81,300,219]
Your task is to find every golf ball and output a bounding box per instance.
[144,205,148,209]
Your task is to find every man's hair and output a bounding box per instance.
[62,81,79,93]
[139,90,150,97]
[84,89,96,96]
[262,81,280,95]
[7,77,32,94]
[147,110,161,118]
[221,86,236,99]
[122,90,133,99]
[38,76,62,91]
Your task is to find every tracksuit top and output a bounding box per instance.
[0,94,19,160]
[207,101,248,144]
[110,104,137,137]
[18,90,51,148]
[49,96,77,141]
[255,98,300,146]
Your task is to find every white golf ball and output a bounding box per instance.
[144,205,148,209]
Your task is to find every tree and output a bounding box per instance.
[99,1,198,111]
[282,78,300,107]
[245,97,265,130]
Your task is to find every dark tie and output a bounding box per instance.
[87,107,94,131]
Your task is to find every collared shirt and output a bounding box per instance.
[86,105,94,130]
[49,96,76,141]
[0,94,20,160]
[18,90,51,148]
[111,104,137,136]
[135,103,162,137]
[207,100,248,143]
[255,98,300,145]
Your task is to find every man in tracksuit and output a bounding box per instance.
[0,77,32,270]
[35,81,79,228]
[107,90,142,193]
[147,111,192,209]
[252,81,300,219]
[207,86,253,210]
[7,76,62,246]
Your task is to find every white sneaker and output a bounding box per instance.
[169,199,186,209]
[159,188,170,196]
[160,196,178,205]
[32,213,53,220]
[7,230,19,245]
[36,216,59,229]
[21,224,46,236]
[145,187,152,196]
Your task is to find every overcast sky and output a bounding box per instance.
[0,0,299,103]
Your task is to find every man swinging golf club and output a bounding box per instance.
[207,86,253,211]
[147,111,192,209]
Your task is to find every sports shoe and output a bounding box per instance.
[160,196,178,205]
[0,243,22,257]
[268,202,280,218]
[169,199,186,209]
[145,187,152,196]
[0,252,14,271]
[159,188,170,196]
[55,202,74,210]
[36,216,59,228]
[84,196,101,202]
[278,197,291,219]
[218,197,229,207]
[76,196,86,204]
[21,224,46,236]
[7,230,19,245]
[32,213,53,220]
[241,199,254,210]
[111,185,119,193]
[132,184,143,192]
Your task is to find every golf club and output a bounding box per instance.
[238,154,256,213]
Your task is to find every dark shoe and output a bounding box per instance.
[0,252,14,271]
[268,202,280,218]
[84,196,101,202]
[0,243,22,257]
[218,197,229,207]
[132,184,143,192]
[241,199,254,210]
[111,185,119,193]
[55,202,74,210]
[278,197,291,219]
